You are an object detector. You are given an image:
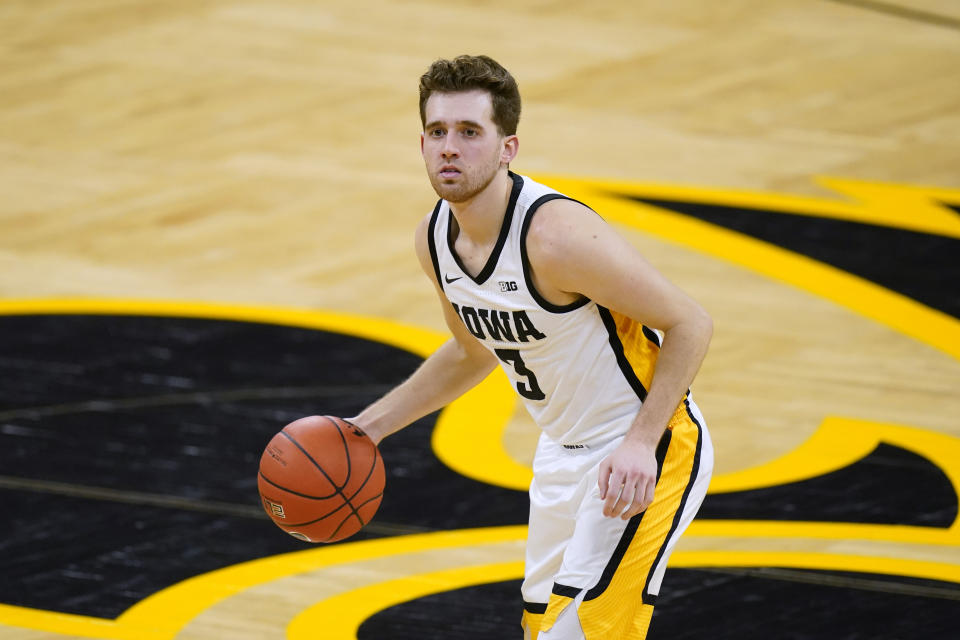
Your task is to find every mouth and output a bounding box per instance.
[439,165,461,179]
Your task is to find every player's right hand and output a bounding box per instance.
[598,439,658,519]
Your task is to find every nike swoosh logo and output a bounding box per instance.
[444,274,463,284]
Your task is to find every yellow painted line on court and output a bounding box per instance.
[687,520,960,545]
[670,550,960,585]
[287,561,525,640]
[121,526,526,638]
[0,606,156,640]
[289,549,960,640]
[536,175,960,361]
[0,298,446,358]
[706,417,877,493]
[695,416,960,543]
[709,417,960,507]
[0,526,527,639]
[441,410,960,500]
[616,198,960,361]
[537,174,960,238]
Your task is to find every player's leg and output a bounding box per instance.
[521,434,584,639]
[521,432,632,640]
[539,401,714,640]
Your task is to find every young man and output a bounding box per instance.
[351,55,714,639]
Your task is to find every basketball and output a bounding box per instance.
[258,415,385,543]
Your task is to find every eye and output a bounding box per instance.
[429,128,444,138]
[463,128,477,137]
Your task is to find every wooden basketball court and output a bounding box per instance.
[1,0,958,638]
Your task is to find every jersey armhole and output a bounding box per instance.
[520,194,594,314]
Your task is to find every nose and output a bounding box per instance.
[440,134,459,159]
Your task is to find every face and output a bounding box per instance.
[421,90,518,204]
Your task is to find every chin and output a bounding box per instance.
[436,187,471,203]
[429,178,471,203]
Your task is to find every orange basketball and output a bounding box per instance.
[258,415,385,543]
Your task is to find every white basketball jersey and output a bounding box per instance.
[428,172,683,446]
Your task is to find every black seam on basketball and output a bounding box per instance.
[279,488,383,527]
[281,500,352,527]
[323,515,349,542]
[323,415,353,489]
[258,470,339,500]
[324,446,384,538]
[344,441,382,524]
[325,509,365,542]
[279,428,364,527]
[350,491,384,524]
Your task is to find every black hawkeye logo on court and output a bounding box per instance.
[451,303,546,343]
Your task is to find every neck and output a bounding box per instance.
[449,169,513,245]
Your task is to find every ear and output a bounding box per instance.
[420,132,425,155]
[501,134,519,165]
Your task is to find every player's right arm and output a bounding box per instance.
[349,213,498,445]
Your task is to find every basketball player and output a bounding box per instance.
[350,55,714,639]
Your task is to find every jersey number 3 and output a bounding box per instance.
[494,348,546,401]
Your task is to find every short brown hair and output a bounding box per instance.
[419,55,521,136]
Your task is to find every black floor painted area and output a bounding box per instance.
[358,580,522,639]
[0,314,529,618]
[627,197,960,318]
[653,568,960,640]
[699,443,957,526]
[0,491,306,618]
[358,570,960,639]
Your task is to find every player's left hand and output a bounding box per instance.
[598,438,659,519]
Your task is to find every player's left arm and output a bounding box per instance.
[526,198,713,519]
